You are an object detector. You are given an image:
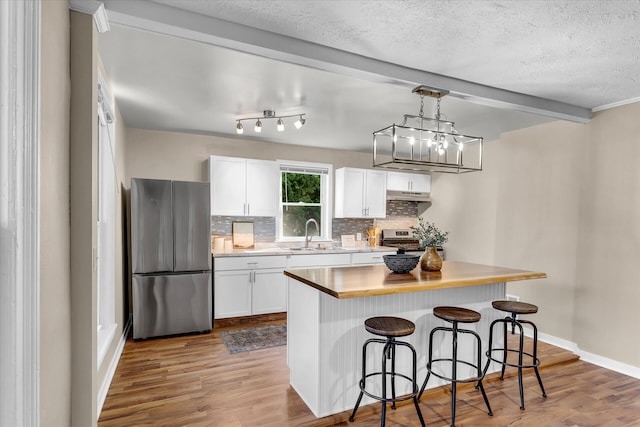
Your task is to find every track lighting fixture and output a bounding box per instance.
[234,110,306,134]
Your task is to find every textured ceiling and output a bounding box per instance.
[149,0,640,108]
[97,0,640,152]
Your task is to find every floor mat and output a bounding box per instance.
[219,324,286,354]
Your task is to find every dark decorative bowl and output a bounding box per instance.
[383,254,420,274]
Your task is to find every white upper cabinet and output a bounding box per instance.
[335,167,387,218]
[386,171,431,193]
[209,155,278,217]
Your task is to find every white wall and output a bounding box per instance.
[124,127,373,185]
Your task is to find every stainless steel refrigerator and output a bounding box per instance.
[131,178,212,340]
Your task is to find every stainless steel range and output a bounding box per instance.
[382,229,445,260]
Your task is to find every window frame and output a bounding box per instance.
[276,160,333,242]
[96,71,117,368]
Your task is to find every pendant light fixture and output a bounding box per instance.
[235,110,306,134]
[373,86,483,173]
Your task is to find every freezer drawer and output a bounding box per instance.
[133,272,212,339]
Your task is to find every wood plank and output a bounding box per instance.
[99,321,640,426]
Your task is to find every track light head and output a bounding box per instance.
[254,119,262,133]
[236,121,244,134]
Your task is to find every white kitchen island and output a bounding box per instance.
[284,261,546,418]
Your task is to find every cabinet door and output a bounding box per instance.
[246,159,278,217]
[386,172,411,191]
[365,169,387,218]
[214,270,252,319]
[335,167,366,218]
[252,269,288,314]
[386,171,430,193]
[209,156,247,216]
[410,173,431,193]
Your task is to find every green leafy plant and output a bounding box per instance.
[410,218,449,247]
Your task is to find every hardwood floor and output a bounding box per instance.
[99,321,640,426]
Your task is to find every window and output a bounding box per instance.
[97,72,117,367]
[278,161,332,241]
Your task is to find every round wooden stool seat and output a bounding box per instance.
[433,306,481,323]
[364,316,415,337]
[492,300,538,315]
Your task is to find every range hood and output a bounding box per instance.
[386,189,431,202]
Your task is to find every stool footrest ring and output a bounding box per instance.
[427,358,486,384]
[486,348,541,369]
[359,372,419,404]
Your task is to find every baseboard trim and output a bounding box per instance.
[524,329,640,380]
[97,317,132,419]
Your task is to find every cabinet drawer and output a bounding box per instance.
[351,251,396,265]
[287,253,351,268]
[214,255,287,271]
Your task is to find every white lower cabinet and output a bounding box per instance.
[214,255,287,319]
[214,270,252,318]
[252,269,288,315]
[214,251,395,319]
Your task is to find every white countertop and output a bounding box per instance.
[212,245,397,257]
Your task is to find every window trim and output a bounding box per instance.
[97,71,117,368]
[276,160,332,242]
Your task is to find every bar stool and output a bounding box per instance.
[350,316,425,427]
[418,306,492,427]
[484,300,547,410]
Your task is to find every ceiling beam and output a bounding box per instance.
[100,0,591,123]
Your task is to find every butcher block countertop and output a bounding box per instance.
[283,261,546,299]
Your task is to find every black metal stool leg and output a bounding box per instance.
[500,317,508,380]
[381,341,388,427]
[418,327,437,401]
[390,341,397,410]
[515,321,525,410]
[474,329,493,416]
[450,322,458,427]
[350,339,372,422]
[521,319,547,398]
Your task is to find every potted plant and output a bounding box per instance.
[410,218,449,271]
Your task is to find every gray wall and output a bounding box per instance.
[40,0,71,424]
[429,104,640,367]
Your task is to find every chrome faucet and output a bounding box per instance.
[305,218,319,248]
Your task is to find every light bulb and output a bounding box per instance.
[458,142,464,151]
[276,118,285,132]
[236,121,244,134]
[294,115,305,129]
[254,119,262,133]
[440,134,448,149]
[409,136,415,145]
